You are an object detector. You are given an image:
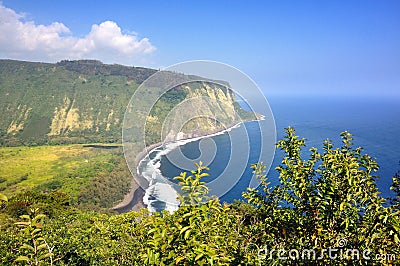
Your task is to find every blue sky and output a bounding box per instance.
[0,0,399,97]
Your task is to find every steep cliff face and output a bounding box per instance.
[0,60,252,146]
[0,60,148,145]
[160,82,240,142]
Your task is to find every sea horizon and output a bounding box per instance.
[139,95,400,212]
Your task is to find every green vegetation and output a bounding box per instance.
[0,60,254,147]
[0,60,146,146]
[391,168,400,208]
[0,60,260,265]
[0,145,93,193]
[0,192,7,202]
[173,162,210,206]
[14,209,55,265]
[0,145,131,211]
[0,128,398,265]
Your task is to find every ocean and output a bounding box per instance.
[139,96,400,212]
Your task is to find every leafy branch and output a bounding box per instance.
[14,208,56,265]
[174,161,210,206]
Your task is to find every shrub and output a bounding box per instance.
[1,127,398,265]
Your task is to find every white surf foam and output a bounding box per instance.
[137,122,245,213]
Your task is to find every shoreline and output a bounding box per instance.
[113,119,261,213]
[112,141,163,212]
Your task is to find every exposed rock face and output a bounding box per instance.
[6,105,31,134]
[0,60,251,146]
[0,60,144,145]
[48,96,119,136]
[161,82,240,143]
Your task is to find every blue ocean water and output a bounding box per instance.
[143,96,400,211]
[268,96,400,201]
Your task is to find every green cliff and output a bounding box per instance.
[0,59,254,147]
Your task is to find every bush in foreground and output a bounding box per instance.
[0,127,399,265]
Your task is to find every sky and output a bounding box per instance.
[0,0,399,97]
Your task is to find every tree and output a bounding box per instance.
[244,127,399,264]
[390,165,400,208]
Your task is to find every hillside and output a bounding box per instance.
[0,59,253,146]
[0,59,255,211]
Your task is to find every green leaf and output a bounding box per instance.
[20,244,34,251]
[0,192,7,202]
[175,256,185,263]
[182,212,193,219]
[184,229,191,240]
[32,229,42,236]
[15,256,30,262]
[37,243,48,250]
[147,228,156,235]
[39,253,53,260]
[33,214,46,222]
[19,215,31,220]
[180,226,191,234]
[15,221,30,226]
[195,253,204,261]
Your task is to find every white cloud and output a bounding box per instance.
[0,4,155,65]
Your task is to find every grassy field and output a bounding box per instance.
[0,145,130,209]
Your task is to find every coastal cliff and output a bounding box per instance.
[0,60,253,147]
[150,81,249,143]
[0,59,256,212]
